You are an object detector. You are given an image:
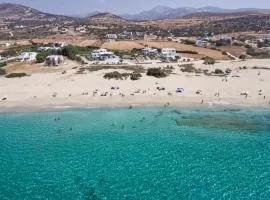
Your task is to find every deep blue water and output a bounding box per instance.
[0,107,270,200]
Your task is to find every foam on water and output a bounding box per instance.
[0,107,269,199]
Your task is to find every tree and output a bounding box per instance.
[36,53,46,63]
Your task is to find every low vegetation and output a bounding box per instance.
[61,45,92,59]
[146,68,167,78]
[246,48,270,59]
[5,72,28,78]
[0,45,40,57]
[0,68,7,76]
[179,64,202,73]
[239,54,247,60]
[177,50,198,54]
[257,39,270,48]
[36,53,47,63]
[214,69,225,75]
[0,62,7,68]
[130,72,142,80]
[203,56,216,65]
[252,66,270,70]
[103,71,143,80]
[87,65,145,73]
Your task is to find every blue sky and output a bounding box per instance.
[1,0,270,15]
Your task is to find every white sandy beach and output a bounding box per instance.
[0,59,270,112]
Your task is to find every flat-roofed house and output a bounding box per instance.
[195,40,208,47]
[105,34,118,42]
[45,55,64,66]
[142,48,158,56]
[91,49,115,60]
[18,52,37,62]
[161,48,177,59]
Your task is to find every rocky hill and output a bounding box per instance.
[121,5,270,21]
[85,12,130,25]
[0,3,73,23]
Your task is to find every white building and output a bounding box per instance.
[14,25,24,29]
[161,48,177,59]
[105,34,118,42]
[101,57,121,65]
[195,40,208,47]
[75,25,87,33]
[121,31,133,39]
[45,55,64,66]
[142,48,158,56]
[106,34,117,40]
[91,49,115,60]
[18,52,37,62]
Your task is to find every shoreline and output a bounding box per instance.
[0,97,269,113]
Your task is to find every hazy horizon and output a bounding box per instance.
[0,0,270,15]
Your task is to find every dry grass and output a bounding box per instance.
[5,59,80,74]
[180,53,204,60]
[140,18,203,29]
[5,62,62,74]
[87,65,145,73]
[218,46,246,58]
[141,41,229,60]
[32,35,98,47]
[101,41,145,50]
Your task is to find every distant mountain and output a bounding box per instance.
[121,5,173,21]
[1,3,269,25]
[183,11,263,19]
[120,5,270,20]
[0,3,73,22]
[84,12,129,25]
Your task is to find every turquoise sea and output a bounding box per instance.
[0,107,269,200]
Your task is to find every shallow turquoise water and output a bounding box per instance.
[0,107,269,199]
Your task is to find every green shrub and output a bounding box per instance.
[61,45,94,61]
[0,62,7,68]
[203,56,216,65]
[103,71,126,80]
[246,48,270,58]
[146,68,167,78]
[5,73,28,78]
[232,42,244,46]
[130,72,142,80]
[181,39,196,45]
[36,53,46,63]
[0,45,39,57]
[244,44,252,49]
[214,69,224,75]
[239,54,247,60]
[0,68,6,75]
[180,64,201,73]
[177,50,198,54]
